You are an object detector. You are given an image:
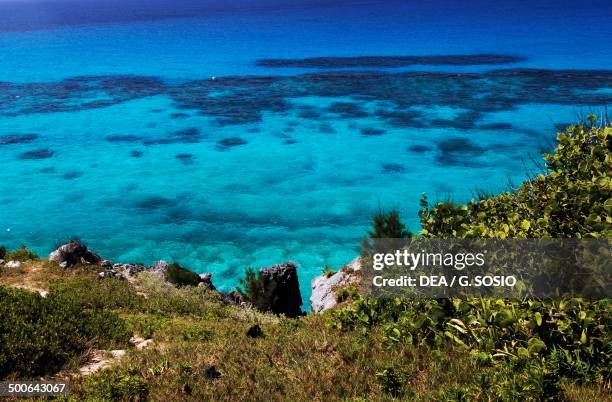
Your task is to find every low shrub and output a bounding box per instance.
[50,276,142,310]
[138,273,225,318]
[331,296,611,395]
[4,245,38,262]
[164,263,201,287]
[360,208,412,256]
[322,265,336,278]
[0,286,131,378]
[126,314,171,339]
[238,267,278,313]
[375,367,406,397]
[336,285,359,303]
[83,370,150,401]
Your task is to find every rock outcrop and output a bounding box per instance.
[310,257,361,313]
[220,290,246,306]
[5,260,21,269]
[259,262,303,317]
[49,241,101,267]
[198,273,216,290]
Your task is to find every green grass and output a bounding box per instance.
[0,260,608,401]
[0,286,130,379]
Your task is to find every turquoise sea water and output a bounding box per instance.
[0,0,611,307]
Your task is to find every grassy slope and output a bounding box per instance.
[0,259,607,401]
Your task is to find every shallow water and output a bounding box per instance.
[0,0,611,308]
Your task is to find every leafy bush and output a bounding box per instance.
[126,314,170,339]
[83,370,150,401]
[179,322,214,342]
[3,245,38,262]
[419,123,611,238]
[164,262,201,287]
[375,367,406,397]
[137,273,226,318]
[437,384,475,402]
[332,296,611,395]
[50,276,142,310]
[336,285,359,303]
[322,265,336,278]
[361,208,412,256]
[238,267,278,313]
[0,286,131,378]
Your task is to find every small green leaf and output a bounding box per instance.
[521,220,531,231]
[535,312,542,326]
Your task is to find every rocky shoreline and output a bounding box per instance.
[2,240,360,316]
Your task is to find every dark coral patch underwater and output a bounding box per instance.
[17,149,54,160]
[133,195,178,211]
[106,134,143,143]
[435,138,486,167]
[62,171,84,180]
[361,128,386,136]
[327,102,368,118]
[0,133,39,145]
[216,137,248,151]
[382,163,406,173]
[256,54,527,68]
[175,153,195,165]
[143,128,203,146]
[408,145,432,153]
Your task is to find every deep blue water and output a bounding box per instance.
[0,0,611,307]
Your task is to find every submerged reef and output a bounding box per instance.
[216,137,248,150]
[17,149,54,160]
[2,66,610,131]
[256,54,527,68]
[0,133,39,145]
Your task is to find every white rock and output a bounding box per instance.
[6,260,21,269]
[345,257,362,272]
[310,258,360,314]
[130,336,154,349]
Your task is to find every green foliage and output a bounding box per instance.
[83,370,150,401]
[331,296,611,397]
[322,265,336,278]
[361,208,412,256]
[179,323,214,342]
[50,276,142,310]
[137,273,226,318]
[336,285,360,303]
[375,367,406,397]
[0,286,130,379]
[126,314,171,339]
[3,245,38,262]
[238,267,278,313]
[164,262,201,287]
[437,384,475,402]
[369,208,412,239]
[419,123,611,238]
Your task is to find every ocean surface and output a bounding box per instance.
[1,0,611,307]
